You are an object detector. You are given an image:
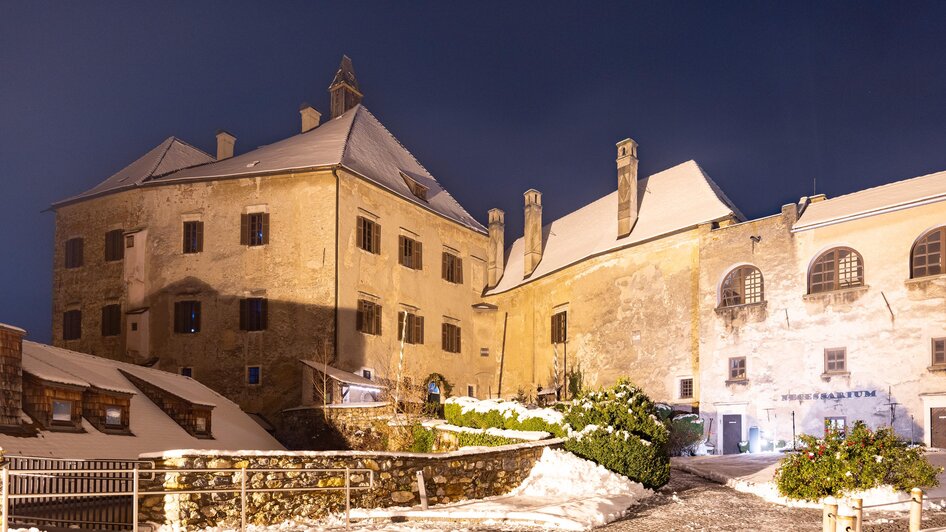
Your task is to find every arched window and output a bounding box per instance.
[809,247,864,294]
[720,266,764,307]
[912,227,945,279]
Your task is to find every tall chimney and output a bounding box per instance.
[0,323,25,427]
[328,55,363,119]
[616,138,639,238]
[300,104,321,133]
[523,189,543,277]
[487,208,505,288]
[216,130,236,161]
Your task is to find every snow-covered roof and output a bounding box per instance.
[487,160,741,294]
[794,169,946,231]
[52,137,213,207]
[54,106,485,233]
[1,342,284,459]
[301,360,385,388]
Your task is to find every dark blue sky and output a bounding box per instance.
[2,2,945,342]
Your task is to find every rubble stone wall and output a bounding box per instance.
[140,439,560,528]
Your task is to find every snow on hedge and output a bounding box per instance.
[423,420,551,441]
[445,396,564,426]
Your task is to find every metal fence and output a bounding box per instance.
[1,459,374,532]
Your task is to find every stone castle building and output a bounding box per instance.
[51,57,946,452]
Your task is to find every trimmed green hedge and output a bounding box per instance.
[775,421,941,501]
[456,431,519,448]
[444,401,565,437]
[562,380,670,489]
[410,425,434,453]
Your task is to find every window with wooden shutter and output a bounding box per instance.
[64,238,84,269]
[933,338,946,366]
[551,311,567,344]
[357,216,381,254]
[243,212,268,246]
[442,322,461,353]
[399,236,423,270]
[239,298,267,331]
[62,310,82,340]
[356,299,382,335]
[397,311,424,344]
[183,221,204,253]
[101,304,121,336]
[104,230,124,262]
[174,301,201,334]
[442,251,463,284]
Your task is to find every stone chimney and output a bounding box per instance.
[300,104,321,133]
[216,130,236,161]
[487,208,505,288]
[523,189,543,277]
[616,138,639,238]
[328,55,363,119]
[0,323,25,427]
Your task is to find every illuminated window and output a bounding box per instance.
[105,406,122,427]
[720,266,764,307]
[241,212,269,246]
[912,227,945,279]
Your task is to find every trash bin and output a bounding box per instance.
[748,426,760,454]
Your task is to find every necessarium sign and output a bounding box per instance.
[781,390,877,402]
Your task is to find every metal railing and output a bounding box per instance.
[822,488,924,532]
[1,463,374,532]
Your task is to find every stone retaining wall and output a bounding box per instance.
[140,439,562,528]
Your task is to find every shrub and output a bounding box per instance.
[410,425,434,453]
[456,431,518,447]
[562,380,670,489]
[443,397,565,437]
[775,421,942,501]
[667,414,705,456]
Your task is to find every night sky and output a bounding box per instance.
[2,2,945,342]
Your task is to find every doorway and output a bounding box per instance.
[722,414,742,454]
[931,408,946,448]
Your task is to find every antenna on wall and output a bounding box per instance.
[812,176,817,196]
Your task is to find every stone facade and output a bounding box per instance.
[140,440,559,528]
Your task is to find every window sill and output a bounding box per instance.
[803,285,869,301]
[821,371,850,380]
[928,365,946,373]
[906,274,946,286]
[716,301,766,313]
[725,379,749,386]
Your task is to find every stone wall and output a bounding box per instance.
[278,403,394,450]
[140,439,560,528]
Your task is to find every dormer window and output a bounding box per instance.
[105,406,122,426]
[195,416,207,433]
[52,400,72,423]
[400,172,428,202]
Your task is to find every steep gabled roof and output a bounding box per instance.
[487,160,740,294]
[53,137,213,207]
[155,105,485,232]
[794,169,946,231]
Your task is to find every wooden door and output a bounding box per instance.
[931,408,946,448]
[723,414,742,454]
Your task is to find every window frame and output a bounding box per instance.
[241,212,269,247]
[933,338,946,367]
[442,251,464,284]
[239,297,268,332]
[173,300,201,334]
[719,265,764,307]
[51,399,73,423]
[397,311,425,345]
[180,366,194,378]
[64,237,84,269]
[104,229,124,262]
[824,347,847,374]
[356,216,381,254]
[398,235,423,270]
[679,378,694,400]
[808,247,865,294]
[246,365,262,386]
[183,220,204,254]
[728,356,747,381]
[356,299,382,335]
[104,406,123,427]
[551,311,567,344]
[101,304,121,337]
[911,227,946,279]
[824,416,847,436]
[442,322,462,353]
[63,309,82,341]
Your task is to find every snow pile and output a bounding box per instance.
[424,420,551,441]
[445,396,564,426]
[349,447,651,530]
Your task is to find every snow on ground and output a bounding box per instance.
[347,448,651,530]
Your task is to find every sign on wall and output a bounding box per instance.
[781,390,877,402]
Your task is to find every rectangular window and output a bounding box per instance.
[934,338,946,366]
[180,367,193,378]
[356,216,381,254]
[101,304,121,337]
[825,417,846,436]
[467,385,475,397]
[183,221,204,253]
[825,348,847,373]
[442,251,464,284]
[679,378,694,399]
[104,229,124,261]
[728,357,747,381]
[195,416,207,433]
[239,298,268,331]
[64,237,84,268]
[480,347,489,357]
[551,311,567,344]
[52,400,72,422]
[174,301,201,334]
[105,406,122,427]
[398,235,423,270]
[356,299,382,335]
[397,312,425,344]
[241,212,269,246]
[247,366,261,385]
[362,368,373,380]
[63,310,82,340]
[442,322,461,353]
[125,235,135,248]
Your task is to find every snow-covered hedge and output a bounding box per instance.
[444,396,566,437]
[562,380,670,489]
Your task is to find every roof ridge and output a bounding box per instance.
[687,160,746,221]
[336,105,362,163]
[142,137,176,181]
